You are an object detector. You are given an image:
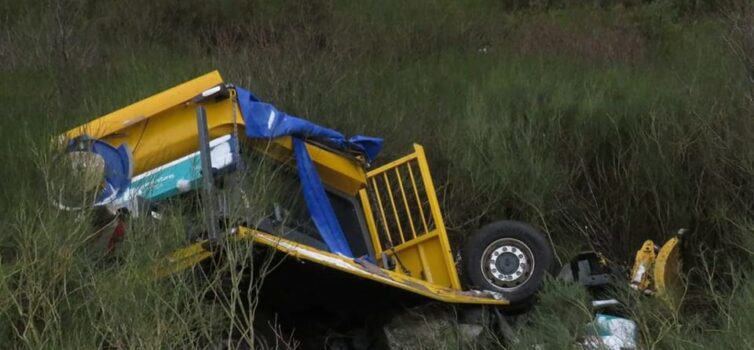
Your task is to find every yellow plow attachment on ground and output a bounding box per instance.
[631,230,685,308]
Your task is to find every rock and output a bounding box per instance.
[458,324,485,342]
[382,304,493,350]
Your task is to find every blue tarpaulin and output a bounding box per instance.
[67,138,132,205]
[293,138,353,257]
[236,87,383,258]
[236,87,383,162]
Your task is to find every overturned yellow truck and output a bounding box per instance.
[60,71,556,335]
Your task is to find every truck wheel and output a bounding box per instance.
[463,220,554,305]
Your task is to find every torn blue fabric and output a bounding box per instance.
[293,137,353,257]
[236,87,383,162]
[235,86,386,256]
[67,138,132,205]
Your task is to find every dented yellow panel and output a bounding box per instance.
[64,70,367,193]
[66,71,225,140]
[64,71,237,175]
[108,97,238,175]
[158,227,508,305]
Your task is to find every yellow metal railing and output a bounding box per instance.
[359,144,462,289]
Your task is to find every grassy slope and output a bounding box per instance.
[1,0,753,348]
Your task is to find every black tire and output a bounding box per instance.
[463,220,554,305]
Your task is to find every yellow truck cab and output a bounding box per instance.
[59,71,555,312]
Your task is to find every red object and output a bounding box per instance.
[107,219,126,253]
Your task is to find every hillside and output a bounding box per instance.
[1,1,753,348]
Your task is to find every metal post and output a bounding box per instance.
[196,105,218,240]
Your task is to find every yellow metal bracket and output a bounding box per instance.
[630,232,684,308]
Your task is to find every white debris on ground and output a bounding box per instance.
[583,313,638,350]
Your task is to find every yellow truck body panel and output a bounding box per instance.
[63,71,506,306]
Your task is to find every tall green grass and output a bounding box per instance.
[1,0,753,348]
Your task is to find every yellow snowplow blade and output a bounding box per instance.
[158,227,509,306]
[655,236,683,308]
[630,234,684,309]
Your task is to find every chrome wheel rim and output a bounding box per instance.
[480,238,535,291]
